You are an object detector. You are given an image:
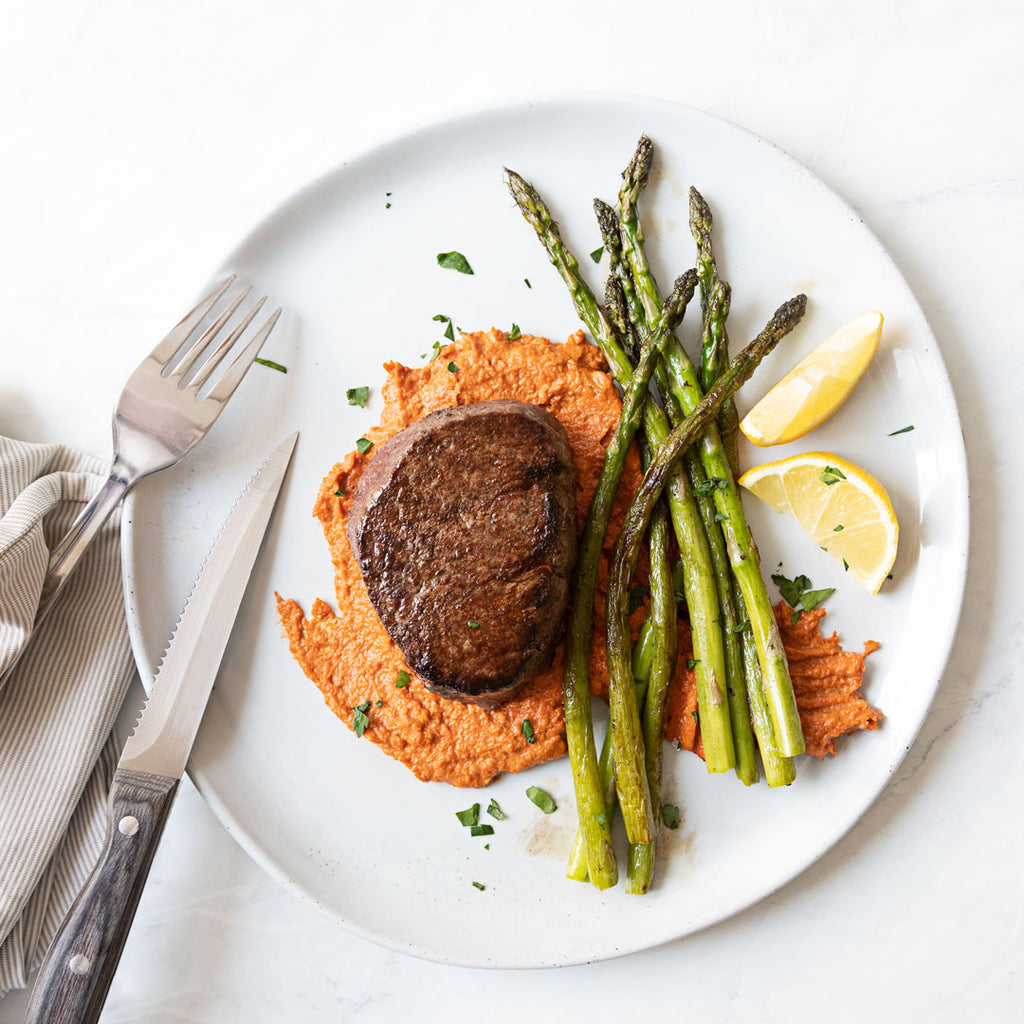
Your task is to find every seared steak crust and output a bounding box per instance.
[348,399,577,708]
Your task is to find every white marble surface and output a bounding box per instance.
[1,1,1021,1020]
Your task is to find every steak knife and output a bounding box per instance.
[25,432,298,1024]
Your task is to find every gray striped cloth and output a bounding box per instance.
[0,436,135,996]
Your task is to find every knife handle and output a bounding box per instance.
[25,768,179,1024]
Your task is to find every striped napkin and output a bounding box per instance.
[0,436,135,996]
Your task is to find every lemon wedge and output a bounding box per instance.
[740,311,883,446]
[739,452,898,594]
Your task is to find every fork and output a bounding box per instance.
[0,276,281,692]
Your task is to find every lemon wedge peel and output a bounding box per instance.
[738,452,898,594]
[740,311,883,447]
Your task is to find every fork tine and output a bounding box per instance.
[205,308,282,405]
[170,284,252,381]
[148,276,235,366]
[189,295,267,390]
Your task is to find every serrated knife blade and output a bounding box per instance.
[119,430,298,778]
[26,431,298,1024]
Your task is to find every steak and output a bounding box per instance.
[348,399,578,708]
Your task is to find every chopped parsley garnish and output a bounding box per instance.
[521,720,536,744]
[772,572,835,624]
[833,524,845,532]
[714,511,729,522]
[486,799,505,820]
[472,881,485,890]
[468,620,480,629]
[526,786,556,814]
[436,251,474,274]
[455,803,480,827]
[346,386,369,407]
[356,437,373,454]
[686,659,699,670]
[470,824,494,837]
[447,361,459,373]
[508,323,522,339]
[628,584,650,615]
[385,201,391,209]
[691,709,699,725]
[589,246,604,263]
[351,700,371,737]
[727,620,750,634]
[888,425,915,436]
[254,357,287,373]
[800,587,834,611]
[431,314,456,341]
[694,476,729,497]
[820,466,847,486]
[395,670,411,688]
[524,278,531,288]
[843,559,850,572]
[334,488,345,497]
[661,803,681,830]
[597,812,606,827]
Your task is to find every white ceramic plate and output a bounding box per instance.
[122,97,968,968]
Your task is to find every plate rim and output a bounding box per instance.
[121,92,971,968]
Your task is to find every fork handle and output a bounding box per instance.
[37,468,132,625]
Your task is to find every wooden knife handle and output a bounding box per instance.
[25,768,179,1024]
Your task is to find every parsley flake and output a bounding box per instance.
[714,511,729,522]
[346,386,369,407]
[334,488,345,497]
[254,357,287,373]
[686,658,700,670]
[590,246,604,263]
[437,251,473,274]
[472,881,486,891]
[356,437,373,455]
[661,803,681,830]
[772,572,835,620]
[352,700,371,737]
[455,803,480,827]
[486,799,505,821]
[447,361,459,373]
[728,620,750,634]
[468,620,480,629]
[524,278,531,288]
[521,720,536,744]
[470,824,494,837]
[888,425,915,436]
[820,466,847,486]
[395,670,411,688]
[508,323,522,339]
[694,476,729,497]
[833,524,845,532]
[526,787,556,814]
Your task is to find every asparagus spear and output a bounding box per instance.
[618,140,806,758]
[690,185,795,786]
[598,199,736,773]
[578,271,695,851]
[608,296,805,845]
[558,270,697,885]
[605,186,756,784]
[567,556,661,884]
[626,498,677,893]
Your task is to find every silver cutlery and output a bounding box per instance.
[0,277,281,693]
[24,431,298,1024]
